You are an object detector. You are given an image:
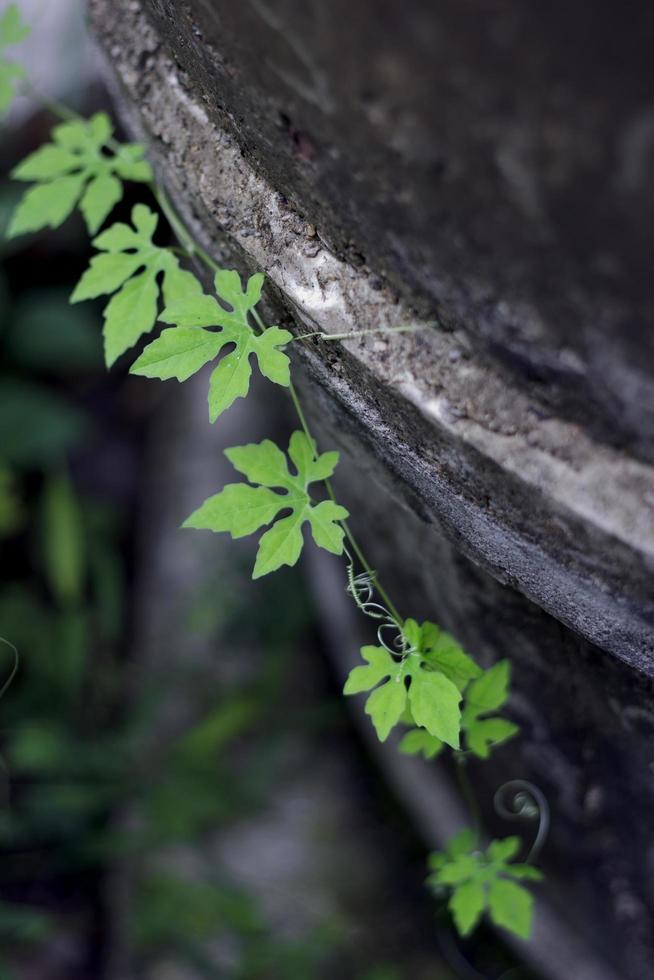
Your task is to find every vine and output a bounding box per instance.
[2,3,547,946]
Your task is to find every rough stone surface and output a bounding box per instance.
[87,1,654,978]
[134,0,654,462]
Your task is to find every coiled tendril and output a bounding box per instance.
[344,547,413,656]
[493,778,550,864]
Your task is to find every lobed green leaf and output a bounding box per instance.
[488,878,534,940]
[7,174,85,237]
[407,668,462,749]
[365,678,407,742]
[8,113,152,234]
[157,269,292,421]
[449,880,485,937]
[71,205,204,366]
[427,831,542,940]
[184,432,348,579]
[398,728,443,760]
[0,4,29,114]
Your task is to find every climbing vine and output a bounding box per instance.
[2,3,547,947]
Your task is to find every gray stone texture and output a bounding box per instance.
[87,1,654,978]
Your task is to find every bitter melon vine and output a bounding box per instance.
[2,3,547,945]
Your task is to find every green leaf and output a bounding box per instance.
[461,660,517,758]
[8,113,151,234]
[113,145,152,182]
[183,431,348,578]
[41,472,85,605]
[11,145,78,180]
[365,677,407,742]
[0,5,29,45]
[102,270,159,367]
[487,837,521,863]
[465,660,511,713]
[348,622,470,747]
[505,864,544,882]
[488,878,534,940]
[253,511,304,578]
[343,645,397,695]
[407,668,462,748]
[7,174,85,237]
[307,499,347,553]
[0,56,23,113]
[288,430,338,482]
[214,268,264,318]
[72,205,203,366]
[427,832,542,940]
[183,484,282,538]
[446,828,477,858]
[449,880,486,937]
[0,4,29,114]
[465,717,519,759]
[426,632,481,691]
[344,645,408,743]
[130,327,225,381]
[225,439,290,487]
[157,269,292,421]
[207,338,255,421]
[79,173,123,235]
[71,252,143,302]
[253,325,292,385]
[398,728,443,760]
[161,263,204,306]
[435,854,478,886]
[403,619,481,692]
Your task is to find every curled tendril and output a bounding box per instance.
[493,779,550,864]
[344,547,413,656]
[0,638,18,816]
[0,637,18,702]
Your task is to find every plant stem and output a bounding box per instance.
[292,324,424,343]
[148,174,405,627]
[455,755,482,847]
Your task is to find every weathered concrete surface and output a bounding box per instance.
[87,1,654,978]
[124,0,654,463]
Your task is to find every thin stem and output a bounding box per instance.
[292,324,424,343]
[257,316,405,622]
[153,186,198,258]
[20,79,78,122]
[286,380,403,624]
[0,639,18,703]
[336,509,402,623]
[455,755,482,848]
[155,185,222,275]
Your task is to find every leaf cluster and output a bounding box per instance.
[461,659,518,758]
[427,829,542,939]
[184,431,349,578]
[8,113,152,238]
[345,617,517,754]
[397,624,517,758]
[131,267,292,421]
[343,618,475,746]
[0,4,28,114]
[71,204,202,366]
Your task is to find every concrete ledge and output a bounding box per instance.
[90,0,653,673]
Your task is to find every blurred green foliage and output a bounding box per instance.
[0,227,408,977]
